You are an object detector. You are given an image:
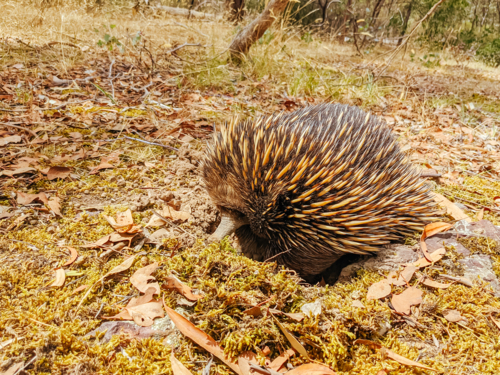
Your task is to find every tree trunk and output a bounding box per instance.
[228,0,290,61]
[397,0,413,46]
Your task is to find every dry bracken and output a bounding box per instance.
[203,103,437,280]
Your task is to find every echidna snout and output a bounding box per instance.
[203,103,437,280]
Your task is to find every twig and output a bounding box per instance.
[166,43,206,54]
[438,274,473,287]
[375,0,448,76]
[173,21,209,38]
[265,249,291,262]
[0,122,37,137]
[121,136,178,151]
[152,210,197,239]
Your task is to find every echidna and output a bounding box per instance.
[202,103,436,281]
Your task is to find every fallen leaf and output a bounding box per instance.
[477,208,484,221]
[419,276,452,289]
[0,135,22,146]
[162,275,203,301]
[242,306,263,317]
[300,301,322,317]
[16,191,49,206]
[351,300,365,308]
[238,351,258,375]
[284,363,337,374]
[90,160,114,174]
[163,300,242,375]
[391,286,422,315]
[443,310,466,322]
[283,312,305,322]
[367,279,392,300]
[411,248,447,268]
[71,285,88,295]
[354,339,436,371]
[0,167,37,177]
[146,206,191,227]
[269,348,295,371]
[48,196,62,216]
[130,262,160,295]
[391,265,417,286]
[105,254,139,277]
[51,268,66,287]
[273,317,309,359]
[432,192,471,222]
[421,222,452,262]
[490,315,500,331]
[107,301,164,327]
[171,352,195,375]
[61,247,78,267]
[1,362,24,375]
[47,166,71,180]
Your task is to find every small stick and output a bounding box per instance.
[122,136,178,151]
[265,249,291,262]
[0,122,37,137]
[152,210,196,239]
[166,43,206,54]
[438,274,473,287]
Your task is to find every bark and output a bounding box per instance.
[397,0,414,46]
[228,0,290,61]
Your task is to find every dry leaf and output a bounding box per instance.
[284,363,337,375]
[391,286,422,315]
[146,206,191,227]
[421,222,453,262]
[171,352,194,375]
[90,160,114,174]
[16,191,49,206]
[419,276,452,289]
[411,248,446,268]
[490,315,500,331]
[62,247,78,267]
[443,310,466,322]
[162,275,203,301]
[391,265,417,286]
[0,167,37,177]
[0,135,22,146]
[367,279,391,300]
[1,362,24,375]
[273,317,309,359]
[48,196,62,216]
[163,301,242,375]
[47,166,71,180]
[105,254,138,277]
[432,192,471,222]
[269,348,295,371]
[71,285,88,295]
[130,262,160,295]
[354,339,436,371]
[351,300,365,308]
[242,306,263,317]
[51,268,66,287]
[477,208,484,221]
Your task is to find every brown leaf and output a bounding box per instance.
[105,254,139,277]
[0,135,22,146]
[127,287,157,308]
[71,285,88,295]
[283,312,305,322]
[48,196,62,216]
[130,262,160,295]
[171,352,195,375]
[47,166,71,180]
[0,167,37,177]
[421,222,452,262]
[16,191,49,206]
[237,351,258,375]
[391,286,422,315]
[284,363,338,375]
[432,193,471,222]
[411,248,447,268]
[1,362,24,375]
[269,348,295,371]
[490,315,500,331]
[90,160,114,174]
[351,300,365,308]
[367,279,392,300]
[354,339,437,371]
[391,265,417,286]
[273,318,309,359]
[61,247,78,267]
[162,275,203,301]
[477,208,484,221]
[419,276,452,289]
[242,306,263,317]
[146,206,191,227]
[163,300,242,375]
[443,310,466,322]
[50,268,66,287]
[127,302,164,327]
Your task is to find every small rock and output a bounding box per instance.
[169,199,182,210]
[300,301,322,317]
[101,192,107,198]
[140,256,149,267]
[169,155,177,159]
[117,180,126,187]
[130,205,138,211]
[29,220,38,225]
[188,181,196,188]
[83,190,89,194]
[161,192,174,202]
[47,226,56,234]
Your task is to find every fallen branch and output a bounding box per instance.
[0,122,37,137]
[166,43,207,54]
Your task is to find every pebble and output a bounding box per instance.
[83,190,89,194]
[161,192,174,201]
[29,220,38,225]
[188,181,196,188]
[130,205,138,211]
[101,192,107,198]
[117,180,126,187]
[47,226,56,234]
[169,155,177,159]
